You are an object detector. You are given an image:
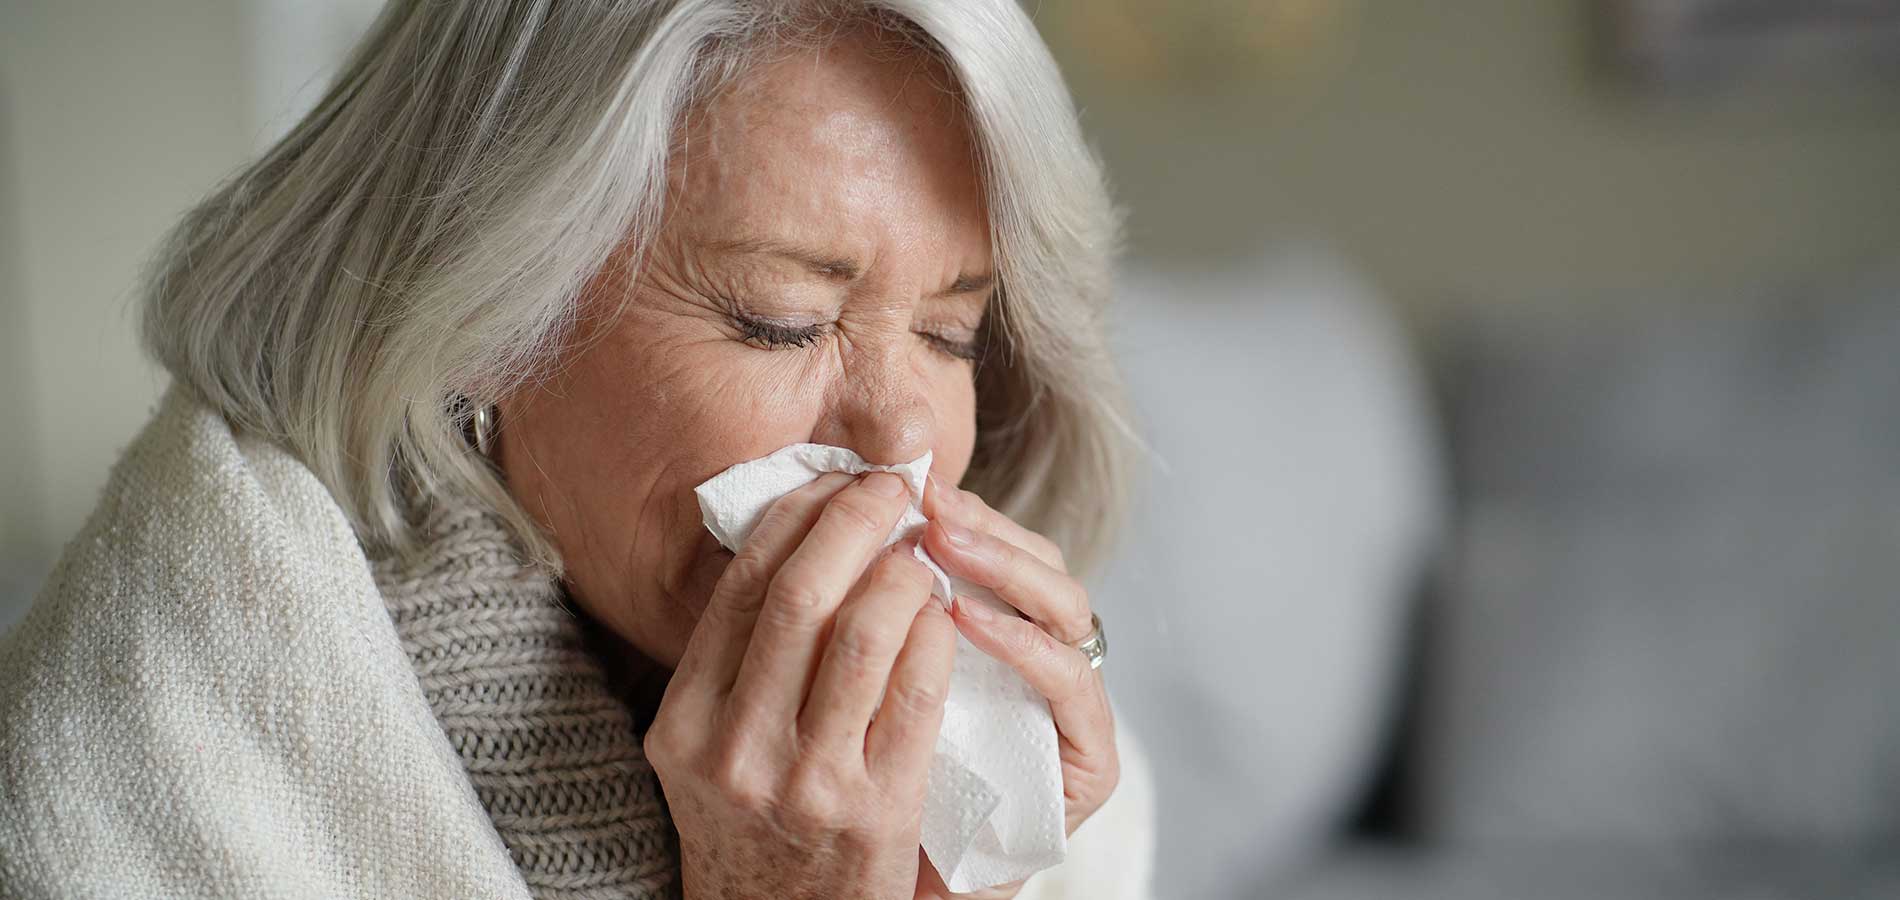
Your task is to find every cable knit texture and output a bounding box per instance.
[372,502,680,900]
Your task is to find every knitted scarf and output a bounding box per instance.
[0,386,1144,898]
[372,501,681,900]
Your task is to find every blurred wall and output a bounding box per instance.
[1048,0,1900,309]
[0,0,252,604]
[0,0,378,624]
[0,86,40,597]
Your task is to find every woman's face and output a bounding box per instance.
[497,35,990,668]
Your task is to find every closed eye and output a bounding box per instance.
[731,311,827,349]
[919,330,983,362]
[729,303,982,362]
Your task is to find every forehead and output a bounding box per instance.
[668,32,989,255]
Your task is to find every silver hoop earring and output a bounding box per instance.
[472,405,496,457]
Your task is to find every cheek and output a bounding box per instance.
[625,342,826,471]
[499,319,833,663]
[571,330,835,572]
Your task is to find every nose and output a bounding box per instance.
[810,343,935,467]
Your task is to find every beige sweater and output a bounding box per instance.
[0,386,1153,898]
[372,501,680,899]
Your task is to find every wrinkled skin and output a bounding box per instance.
[496,26,1116,900]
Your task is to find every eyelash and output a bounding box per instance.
[731,312,983,362]
[734,315,825,350]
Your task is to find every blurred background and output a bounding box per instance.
[3,1,1898,897]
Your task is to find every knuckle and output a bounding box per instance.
[994,538,1033,582]
[707,746,773,810]
[1009,616,1054,660]
[826,621,879,673]
[781,769,852,832]
[827,490,898,539]
[750,498,801,539]
[1056,654,1096,703]
[888,675,948,719]
[772,472,852,517]
[1015,625,1089,702]
[642,718,685,770]
[758,601,818,638]
[713,554,773,609]
[874,552,936,598]
[762,573,828,619]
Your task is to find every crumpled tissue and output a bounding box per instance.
[694,443,1067,892]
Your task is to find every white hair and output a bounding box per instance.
[143,0,1131,576]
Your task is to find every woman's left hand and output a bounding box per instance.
[911,475,1120,900]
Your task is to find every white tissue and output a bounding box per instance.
[694,443,1067,891]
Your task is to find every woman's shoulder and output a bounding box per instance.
[5,384,377,674]
[0,384,528,898]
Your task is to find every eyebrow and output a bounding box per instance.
[703,236,862,281]
[704,235,995,298]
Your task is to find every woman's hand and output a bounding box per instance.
[645,471,958,900]
[913,477,1121,899]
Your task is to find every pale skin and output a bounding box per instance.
[496,28,1116,900]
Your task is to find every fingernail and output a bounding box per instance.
[928,472,956,505]
[954,594,993,622]
[864,472,906,498]
[940,521,977,548]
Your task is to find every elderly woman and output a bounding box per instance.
[0,1,1150,898]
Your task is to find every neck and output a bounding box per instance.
[574,602,673,732]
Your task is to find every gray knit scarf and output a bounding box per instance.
[371,501,682,900]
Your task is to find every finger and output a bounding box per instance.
[798,547,937,755]
[922,519,1094,644]
[729,471,913,724]
[949,595,1113,759]
[671,471,856,698]
[866,597,956,782]
[923,473,1064,571]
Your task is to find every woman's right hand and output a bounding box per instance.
[644,471,958,900]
